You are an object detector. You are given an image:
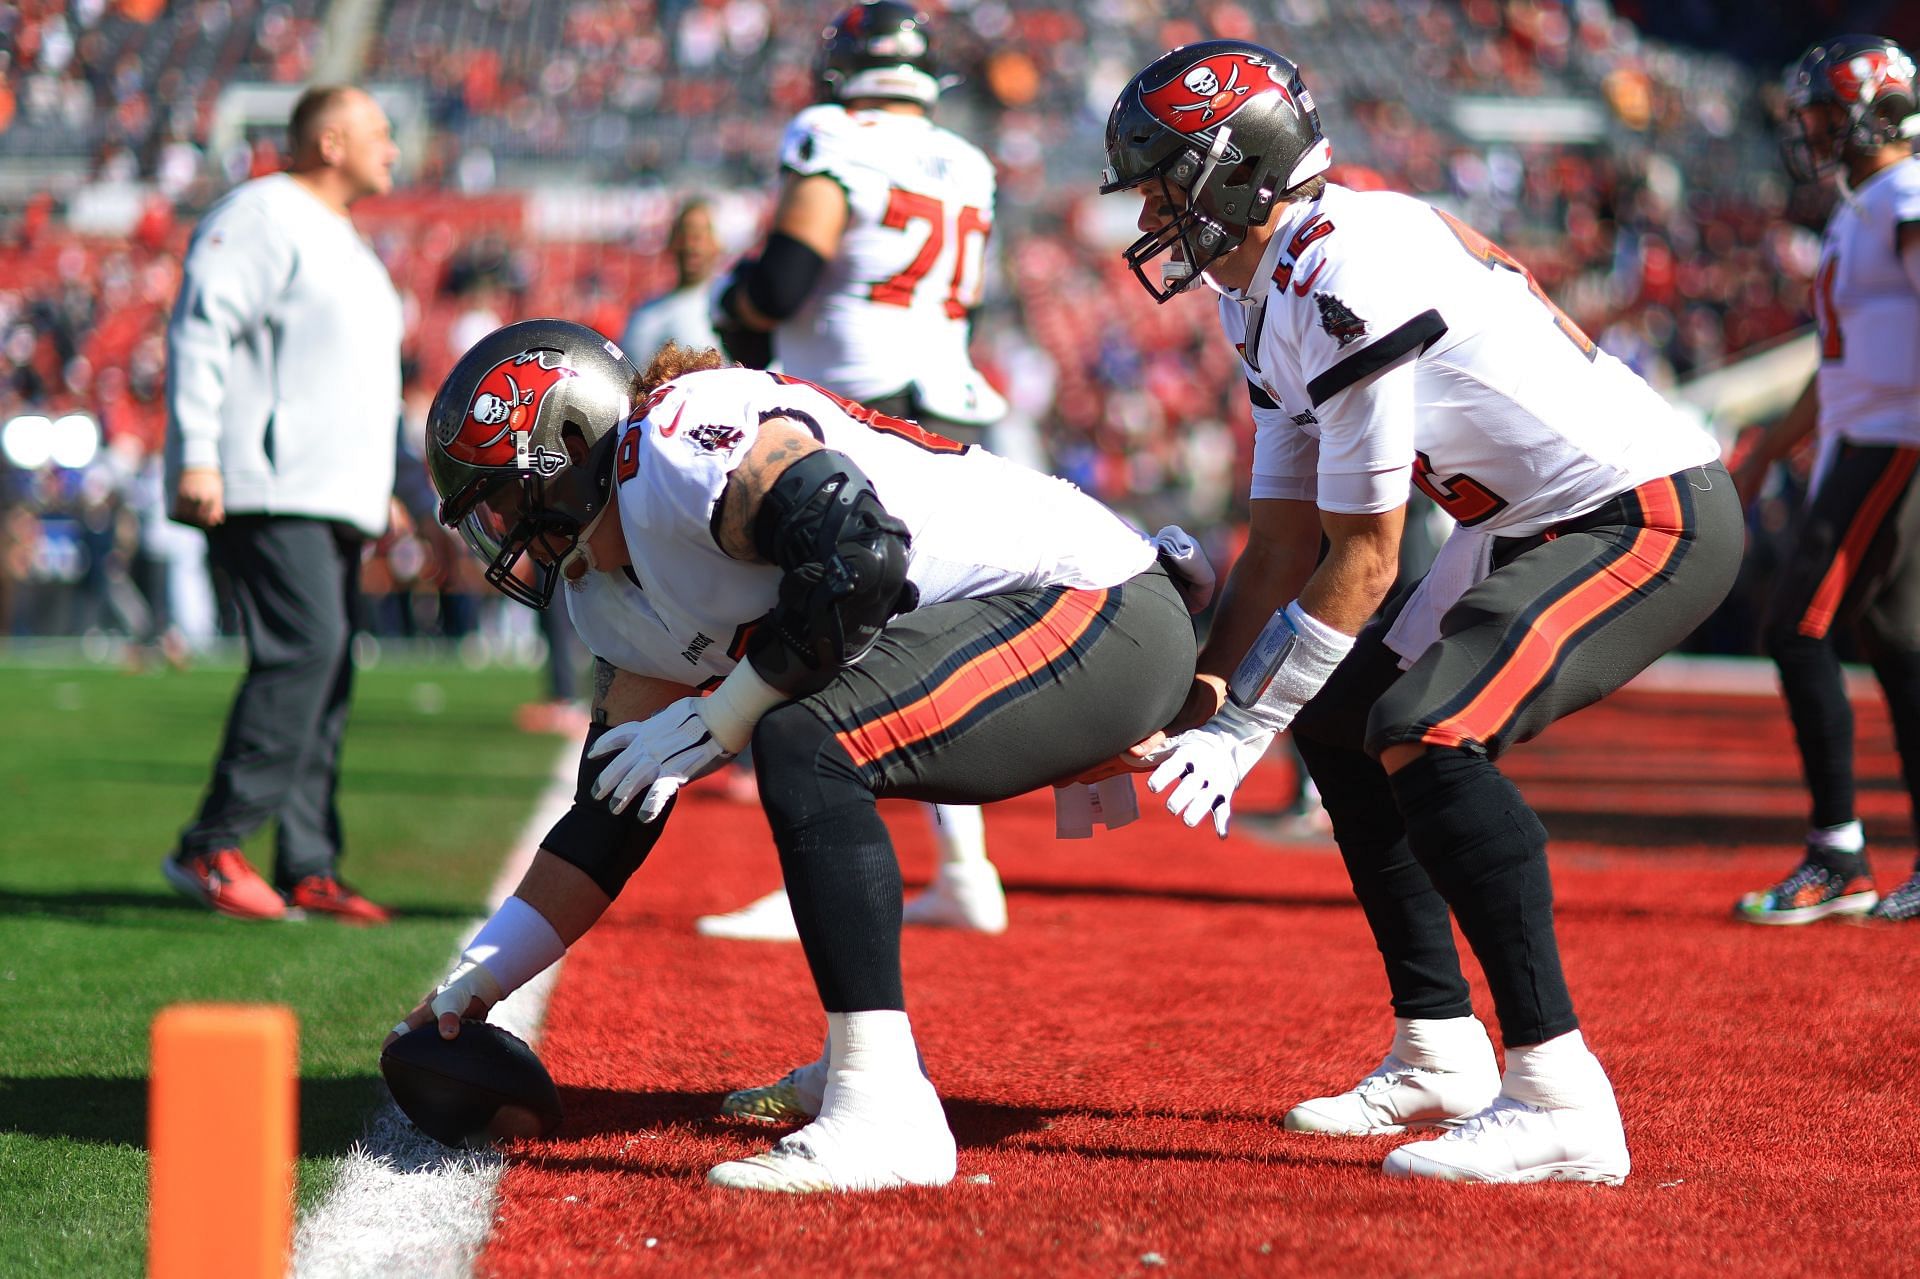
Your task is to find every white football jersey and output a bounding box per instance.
[1813,157,1920,448]
[773,104,1006,424]
[564,366,1153,686]
[1220,184,1720,536]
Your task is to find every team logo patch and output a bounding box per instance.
[1141,52,1291,136]
[686,423,747,455]
[1314,293,1368,347]
[441,349,576,470]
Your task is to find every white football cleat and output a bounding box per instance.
[695,888,800,942]
[721,1058,826,1125]
[1381,1092,1630,1184]
[1284,1050,1501,1135]
[902,862,1008,933]
[709,1077,956,1194]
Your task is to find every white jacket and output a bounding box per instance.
[165,173,404,537]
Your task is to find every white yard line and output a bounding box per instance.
[291,747,577,1279]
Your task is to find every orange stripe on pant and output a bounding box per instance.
[836,588,1110,769]
[1422,477,1684,750]
[1797,447,1920,639]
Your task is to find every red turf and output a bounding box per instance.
[479,688,1920,1277]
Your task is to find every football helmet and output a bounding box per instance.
[817,1,940,107]
[1101,40,1332,302]
[1781,34,1919,182]
[426,319,636,609]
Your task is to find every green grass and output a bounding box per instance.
[0,656,564,1277]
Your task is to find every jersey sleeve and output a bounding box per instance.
[1274,250,1442,514]
[623,379,764,549]
[779,105,865,187]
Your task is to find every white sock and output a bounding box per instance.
[1502,1029,1613,1110]
[1808,821,1865,856]
[812,1011,937,1135]
[927,803,989,869]
[1390,1016,1494,1071]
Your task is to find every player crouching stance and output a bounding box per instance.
[1099,42,1743,1183]
[389,320,1198,1191]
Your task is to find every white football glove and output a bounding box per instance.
[589,697,735,821]
[1146,701,1276,838]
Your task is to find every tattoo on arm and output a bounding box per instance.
[591,658,615,725]
[717,417,820,560]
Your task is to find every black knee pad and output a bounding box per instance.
[1386,747,1547,881]
[751,702,870,836]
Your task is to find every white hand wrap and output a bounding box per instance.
[429,896,566,1021]
[1227,599,1354,734]
[590,660,787,820]
[1146,701,1276,838]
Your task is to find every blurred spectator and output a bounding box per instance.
[622,197,722,365]
[160,86,404,926]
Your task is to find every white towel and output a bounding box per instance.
[1054,775,1141,839]
[1383,527,1495,670]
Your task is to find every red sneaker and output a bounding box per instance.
[163,849,288,921]
[284,874,392,926]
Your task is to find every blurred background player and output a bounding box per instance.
[700,0,1011,940]
[1100,41,1741,1184]
[1731,35,1920,926]
[161,86,403,924]
[623,197,724,366]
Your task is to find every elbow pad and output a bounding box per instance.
[748,448,917,696]
[540,723,677,899]
[736,232,827,323]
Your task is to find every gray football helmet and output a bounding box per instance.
[425,318,636,609]
[1100,40,1331,301]
[1780,34,1919,183]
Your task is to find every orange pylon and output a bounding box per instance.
[149,1004,298,1279]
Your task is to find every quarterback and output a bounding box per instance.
[705,1,1014,944]
[392,322,1199,1192]
[1099,41,1743,1183]
[1731,34,1920,926]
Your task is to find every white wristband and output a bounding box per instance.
[460,895,568,998]
[1227,599,1354,733]
[700,658,789,754]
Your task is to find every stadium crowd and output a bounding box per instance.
[0,0,1887,651]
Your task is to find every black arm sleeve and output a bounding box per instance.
[540,723,677,899]
[739,232,827,321]
[746,448,917,696]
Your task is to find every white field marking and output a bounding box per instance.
[1626,652,1881,700]
[292,744,578,1279]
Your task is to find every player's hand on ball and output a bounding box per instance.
[386,960,505,1047]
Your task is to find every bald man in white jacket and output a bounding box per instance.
[161,85,405,924]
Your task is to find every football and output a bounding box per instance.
[379,1021,563,1148]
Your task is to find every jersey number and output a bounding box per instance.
[1436,209,1596,361]
[870,188,991,319]
[1813,256,1843,360]
[769,372,967,454]
[1412,450,1509,527]
[615,429,640,483]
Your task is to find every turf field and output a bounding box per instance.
[480,677,1920,1278]
[0,656,564,1278]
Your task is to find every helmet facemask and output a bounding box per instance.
[447,426,617,610]
[1111,127,1247,303]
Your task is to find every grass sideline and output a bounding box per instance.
[0,656,564,1278]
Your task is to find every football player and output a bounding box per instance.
[1097,41,1743,1183]
[704,1,1012,944]
[1731,36,1920,925]
[394,322,1202,1192]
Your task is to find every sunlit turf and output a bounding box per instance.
[0,656,564,1277]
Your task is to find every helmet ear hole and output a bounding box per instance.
[561,421,592,465]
